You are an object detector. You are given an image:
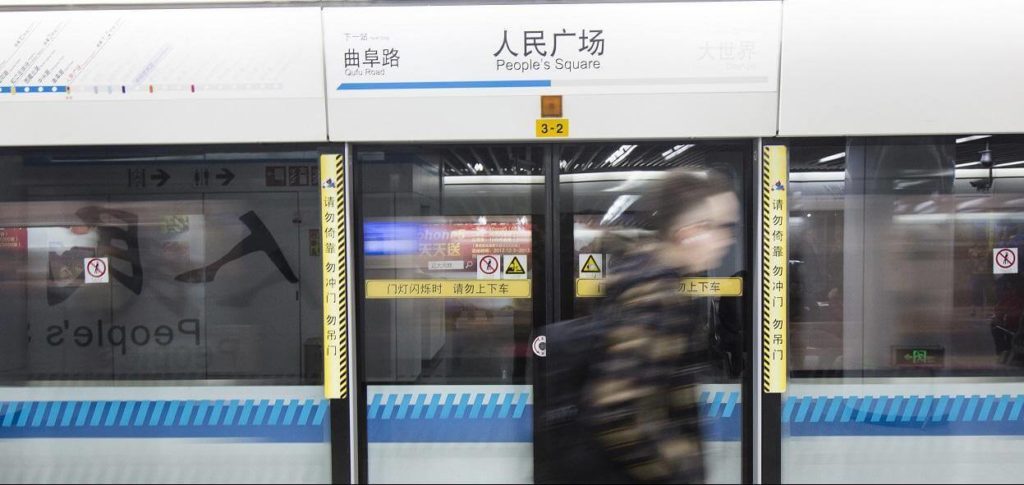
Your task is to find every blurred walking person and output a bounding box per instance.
[539,169,739,484]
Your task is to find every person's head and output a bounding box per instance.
[648,169,739,272]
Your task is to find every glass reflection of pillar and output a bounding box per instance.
[844,137,956,371]
[0,162,27,378]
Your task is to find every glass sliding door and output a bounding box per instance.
[352,141,756,484]
[549,141,754,484]
[353,145,545,484]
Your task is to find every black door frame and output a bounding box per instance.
[344,141,760,484]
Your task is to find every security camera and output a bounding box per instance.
[980,146,993,168]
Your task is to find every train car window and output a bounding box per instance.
[783,135,1024,483]
[786,136,1024,376]
[0,146,326,382]
[0,145,334,484]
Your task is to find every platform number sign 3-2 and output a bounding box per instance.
[536,119,569,138]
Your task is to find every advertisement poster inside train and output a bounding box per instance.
[364,216,532,277]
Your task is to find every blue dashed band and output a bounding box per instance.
[0,399,329,442]
[5,392,1022,443]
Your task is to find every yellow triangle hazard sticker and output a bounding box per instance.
[505,256,526,275]
[581,255,602,273]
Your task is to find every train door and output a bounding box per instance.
[351,141,754,484]
[353,145,545,484]
[543,141,754,484]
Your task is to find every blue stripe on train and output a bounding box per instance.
[783,394,1024,437]
[366,392,1024,443]
[0,399,329,442]
[365,391,743,443]
[8,392,1024,443]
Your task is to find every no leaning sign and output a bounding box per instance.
[995,247,1018,274]
[84,257,109,284]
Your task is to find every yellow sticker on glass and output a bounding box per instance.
[366,279,531,299]
[575,277,743,298]
[320,154,348,400]
[762,144,789,394]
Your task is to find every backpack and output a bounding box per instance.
[534,312,619,483]
[534,265,678,483]
[708,279,745,379]
[538,313,609,429]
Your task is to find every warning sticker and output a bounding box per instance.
[84,257,109,284]
[576,277,744,298]
[366,279,531,299]
[477,254,501,280]
[995,247,1018,274]
[503,254,528,280]
[579,253,603,280]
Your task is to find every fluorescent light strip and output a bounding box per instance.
[446,168,1024,185]
[789,171,845,182]
[818,152,846,164]
[956,161,983,168]
[661,144,694,161]
[443,175,543,185]
[563,171,669,183]
[956,135,991,144]
[791,168,1024,181]
[605,145,637,167]
[600,194,640,225]
[957,168,1024,178]
[896,212,1024,224]
[445,171,672,185]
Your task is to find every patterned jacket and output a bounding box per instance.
[581,243,710,484]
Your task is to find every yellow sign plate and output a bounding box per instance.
[366,279,531,299]
[536,118,569,138]
[320,154,348,400]
[680,277,744,297]
[575,277,743,298]
[762,145,789,394]
[576,278,607,298]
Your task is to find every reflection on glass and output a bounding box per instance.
[559,142,750,381]
[784,136,1024,484]
[357,145,544,485]
[0,149,324,382]
[555,142,751,485]
[788,136,1024,375]
[363,216,535,382]
[358,146,543,385]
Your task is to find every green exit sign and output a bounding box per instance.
[892,346,945,368]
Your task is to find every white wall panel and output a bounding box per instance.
[325,2,782,142]
[779,0,1024,136]
[0,7,327,145]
